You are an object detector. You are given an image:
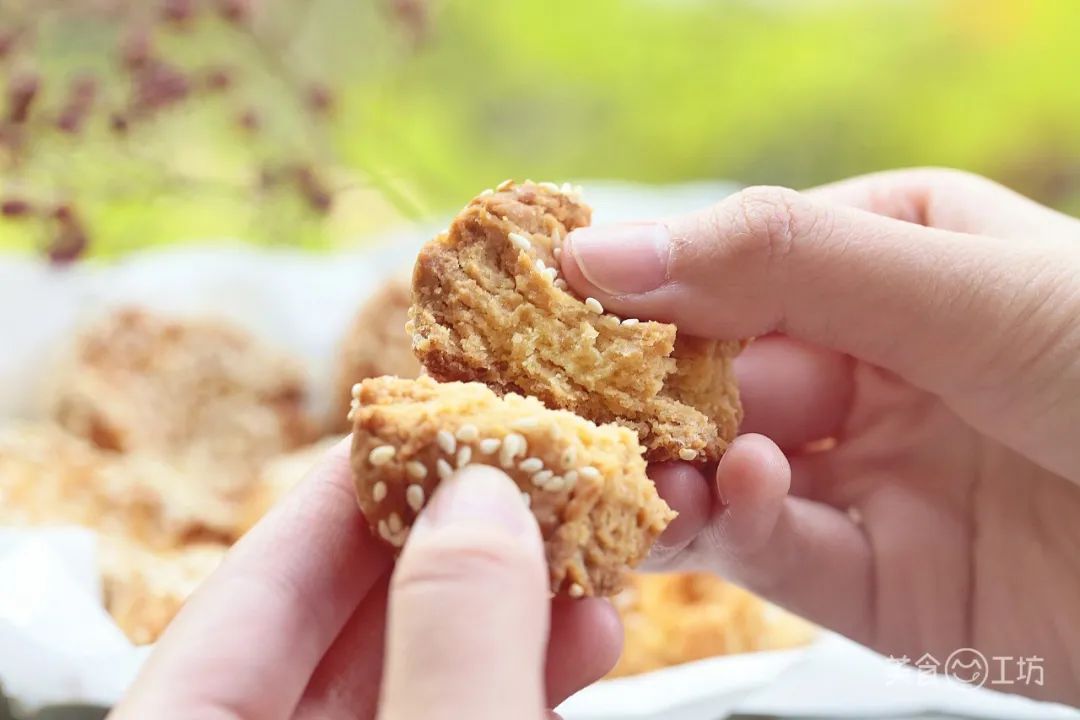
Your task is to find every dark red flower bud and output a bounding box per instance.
[120,27,153,71]
[203,67,234,92]
[1,198,32,217]
[237,107,259,132]
[305,83,334,115]
[294,165,333,214]
[162,0,196,27]
[7,72,40,124]
[216,0,251,24]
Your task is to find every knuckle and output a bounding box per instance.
[722,185,827,265]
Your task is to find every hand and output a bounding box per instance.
[110,441,621,719]
[560,168,1080,704]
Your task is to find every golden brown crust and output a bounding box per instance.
[349,375,674,596]
[609,572,817,677]
[50,308,312,495]
[408,181,743,463]
[330,277,422,432]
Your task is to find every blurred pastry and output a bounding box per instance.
[101,539,227,645]
[409,180,743,464]
[330,276,421,431]
[238,436,342,533]
[49,308,312,496]
[609,572,816,677]
[0,422,238,548]
[349,375,674,596]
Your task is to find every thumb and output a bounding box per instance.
[560,185,1072,399]
[379,465,549,720]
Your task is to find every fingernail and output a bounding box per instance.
[414,465,535,539]
[567,222,670,295]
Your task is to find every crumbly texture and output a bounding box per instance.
[349,375,674,596]
[409,181,743,463]
[331,277,422,431]
[609,572,817,677]
[0,422,239,549]
[49,308,312,495]
[101,539,227,645]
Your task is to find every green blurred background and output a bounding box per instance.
[3,0,1080,258]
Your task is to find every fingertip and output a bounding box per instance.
[644,462,714,567]
[714,434,791,508]
[545,597,623,707]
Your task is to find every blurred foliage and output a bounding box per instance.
[2,0,1080,258]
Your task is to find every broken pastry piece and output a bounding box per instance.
[349,375,675,596]
[409,180,743,464]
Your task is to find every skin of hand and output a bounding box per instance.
[110,441,621,720]
[560,168,1080,704]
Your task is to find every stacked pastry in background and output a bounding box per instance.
[0,277,813,674]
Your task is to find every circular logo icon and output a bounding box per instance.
[944,648,989,687]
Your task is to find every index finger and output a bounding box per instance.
[113,437,391,720]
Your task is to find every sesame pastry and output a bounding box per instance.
[49,308,312,496]
[408,180,744,464]
[349,375,675,597]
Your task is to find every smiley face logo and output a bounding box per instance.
[944,648,989,687]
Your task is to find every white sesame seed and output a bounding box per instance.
[509,232,531,251]
[561,447,576,468]
[456,446,472,468]
[621,318,640,327]
[531,469,554,487]
[479,437,502,454]
[351,383,363,399]
[554,278,568,290]
[500,433,526,468]
[369,445,396,466]
[603,315,619,327]
[545,476,566,492]
[539,181,559,191]
[406,484,425,512]
[497,179,514,191]
[404,320,416,334]
[437,458,453,481]
[585,297,604,314]
[542,267,558,283]
[560,182,573,194]
[372,481,387,502]
[519,457,544,473]
[563,470,578,489]
[436,430,456,455]
[534,258,546,273]
[521,492,532,507]
[579,465,601,480]
[455,424,479,441]
[511,417,540,430]
[388,512,403,534]
[378,519,391,541]
[553,247,562,260]
[406,461,427,480]
[678,448,699,461]
[480,188,494,196]
[568,582,585,598]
